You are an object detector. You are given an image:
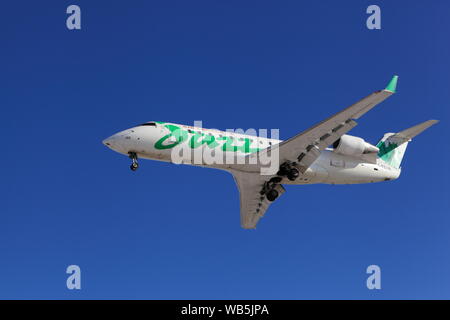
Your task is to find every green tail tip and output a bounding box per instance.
[385,75,399,93]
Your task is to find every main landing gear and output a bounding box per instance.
[261,177,282,202]
[262,161,300,202]
[277,161,300,181]
[266,188,279,202]
[129,152,139,171]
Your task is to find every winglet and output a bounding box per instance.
[385,75,398,93]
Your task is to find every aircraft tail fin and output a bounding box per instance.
[376,120,438,169]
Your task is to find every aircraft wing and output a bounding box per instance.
[230,170,286,229]
[249,76,399,173]
[232,76,398,229]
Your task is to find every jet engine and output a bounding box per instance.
[332,134,379,157]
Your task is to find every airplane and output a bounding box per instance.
[103,76,438,229]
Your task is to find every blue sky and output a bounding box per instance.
[1,1,449,299]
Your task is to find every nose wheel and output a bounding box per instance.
[128,152,139,171]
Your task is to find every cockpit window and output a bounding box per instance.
[140,122,156,126]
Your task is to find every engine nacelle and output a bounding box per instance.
[332,134,379,157]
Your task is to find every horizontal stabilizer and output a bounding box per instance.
[394,119,439,141]
[377,119,438,168]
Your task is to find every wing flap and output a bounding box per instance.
[296,119,358,172]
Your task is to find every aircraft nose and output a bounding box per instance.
[102,134,121,150]
[102,136,114,147]
[102,129,135,154]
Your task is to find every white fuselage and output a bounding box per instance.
[103,122,400,185]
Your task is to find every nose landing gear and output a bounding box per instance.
[128,152,139,171]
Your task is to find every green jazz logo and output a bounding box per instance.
[377,140,397,161]
[154,124,261,153]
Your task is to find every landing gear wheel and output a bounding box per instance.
[269,177,283,184]
[277,163,290,177]
[287,168,299,181]
[277,161,300,181]
[128,152,139,172]
[266,189,279,202]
